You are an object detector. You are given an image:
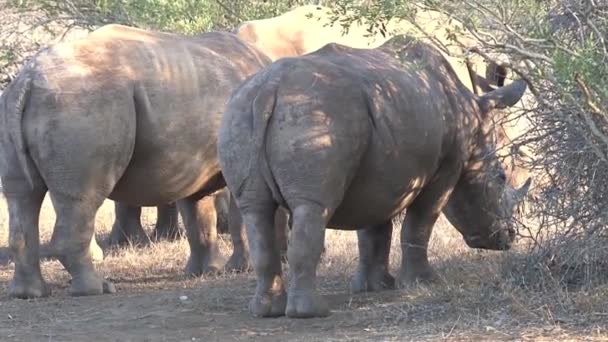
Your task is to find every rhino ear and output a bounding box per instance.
[478,79,527,114]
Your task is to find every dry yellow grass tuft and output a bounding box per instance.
[1,194,606,341]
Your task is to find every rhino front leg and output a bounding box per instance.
[152,203,180,241]
[109,202,149,246]
[243,205,287,317]
[351,221,395,293]
[285,203,329,318]
[398,167,460,286]
[50,193,115,296]
[399,209,440,285]
[180,196,223,276]
[6,183,50,299]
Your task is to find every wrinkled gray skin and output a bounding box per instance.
[218,35,531,318]
[0,24,271,298]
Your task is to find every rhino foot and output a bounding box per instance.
[185,255,223,277]
[69,273,115,296]
[398,264,439,286]
[102,279,117,294]
[9,275,51,299]
[351,267,395,293]
[225,252,252,273]
[249,291,287,317]
[285,290,330,318]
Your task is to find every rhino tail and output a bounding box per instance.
[3,73,35,189]
[249,73,285,206]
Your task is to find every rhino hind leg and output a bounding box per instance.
[50,192,115,296]
[285,203,330,319]
[225,198,251,272]
[180,196,223,276]
[225,198,290,273]
[351,221,395,293]
[243,205,287,317]
[6,184,50,299]
[275,207,289,263]
[109,203,149,246]
[214,190,230,234]
[152,203,180,241]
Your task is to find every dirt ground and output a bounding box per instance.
[1,195,607,342]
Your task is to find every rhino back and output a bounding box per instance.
[22,26,269,204]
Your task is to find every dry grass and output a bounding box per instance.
[0,195,606,341]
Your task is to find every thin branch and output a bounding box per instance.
[575,74,607,117]
[213,0,246,22]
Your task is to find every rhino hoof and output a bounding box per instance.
[285,290,330,318]
[249,292,287,317]
[351,268,396,293]
[225,253,252,273]
[9,277,51,299]
[103,279,116,294]
[398,266,439,287]
[185,257,223,277]
[69,274,111,296]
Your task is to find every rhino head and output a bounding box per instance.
[442,79,531,250]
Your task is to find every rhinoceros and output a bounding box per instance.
[235,4,532,187]
[0,24,276,298]
[218,36,530,318]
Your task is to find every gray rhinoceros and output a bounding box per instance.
[0,24,273,298]
[218,35,530,318]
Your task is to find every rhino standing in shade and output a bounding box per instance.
[218,36,530,318]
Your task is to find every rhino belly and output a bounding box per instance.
[109,159,218,206]
[328,186,417,229]
[109,132,221,206]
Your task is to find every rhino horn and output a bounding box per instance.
[513,177,532,203]
[502,177,532,211]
